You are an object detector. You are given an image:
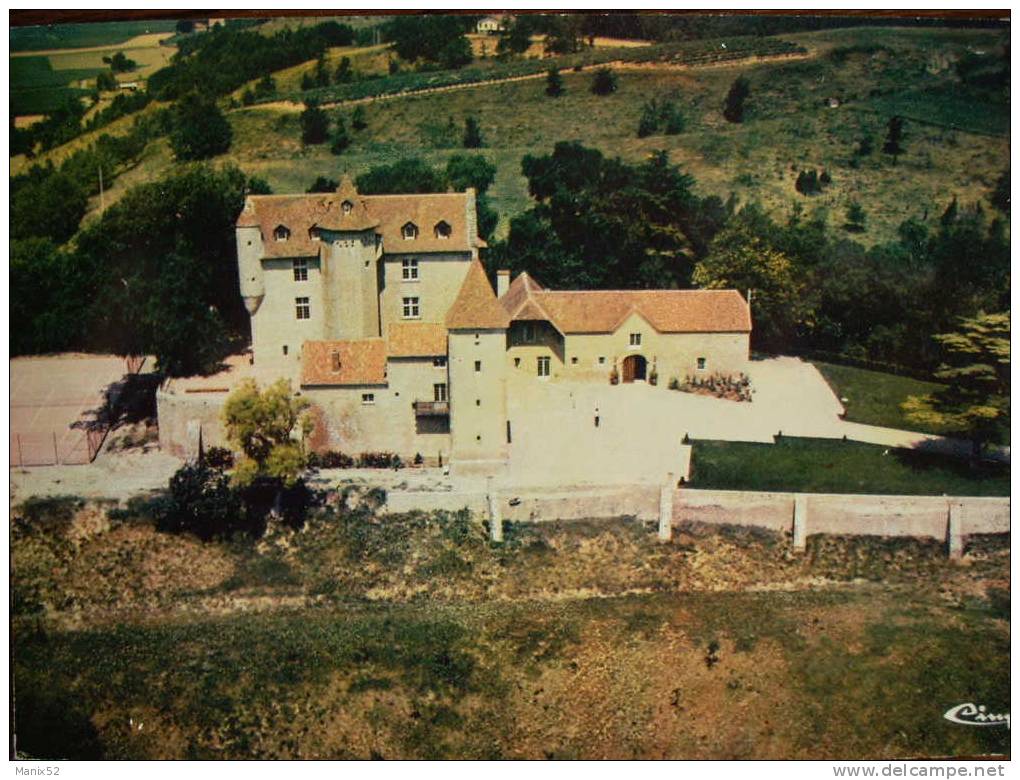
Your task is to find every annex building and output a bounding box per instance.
[160,177,752,474]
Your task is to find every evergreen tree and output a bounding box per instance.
[351,105,367,131]
[723,76,750,123]
[940,195,959,227]
[545,66,564,97]
[300,101,329,145]
[463,116,483,148]
[844,201,867,232]
[307,176,339,193]
[883,115,905,164]
[637,101,659,137]
[990,169,1009,212]
[330,116,351,154]
[591,67,618,95]
[663,103,686,135]
[334,56,354,84]
[254,72,276,98]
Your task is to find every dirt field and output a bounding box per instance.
[10,354,142,466]
[10,495,1010,760]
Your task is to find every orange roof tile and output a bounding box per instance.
[529,289,751,333]
[301,339,387,386]
[499,271,544,316]
[445,260,511,330]
[236,182,483,255]
[387,322,448,357]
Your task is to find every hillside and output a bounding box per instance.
[35,25,1006,243]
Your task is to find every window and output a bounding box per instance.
[570,356,578,365]
[537,356,550,377]
[402,258,419,281]
[293,258,308,282]
[274,225,290,242]
[433,357,447,368]
[282,345,288,356]
[309,228,320,242]
[514,357,521,367]
[434,221,451,239]
[361,393,375,405]
[697,357,707,371]
[522,323,535,343]
[434,383,447,402]
[629,333,642,347]
[402,297,420,319]
[475,399,481,406]
[341,200,353,214]
[474,360,482,372]
[598,356,606,365]
[330,350,341,372]
[401,222,418,240]
[295,297,310,320]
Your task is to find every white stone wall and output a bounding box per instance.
[379,252,473,334]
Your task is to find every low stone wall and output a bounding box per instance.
[384,484,1008,555]
[673,488,1010,544]
[384,483,660,522]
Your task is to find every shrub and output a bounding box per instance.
[307,450,355,469]
[203,446,235,470]
[591,66,617,95]
[357,452,404,469]
[155,461,245,541]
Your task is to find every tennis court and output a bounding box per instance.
[10,353,145,466]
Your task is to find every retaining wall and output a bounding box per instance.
[384,484,1009,548]
[156,387,230,460]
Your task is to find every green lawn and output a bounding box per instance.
[690,437,1009,496]
[10,20,177,52]
[812,361,950,433]
[10,55,102,115]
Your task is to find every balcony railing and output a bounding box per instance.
[413,400,449,416]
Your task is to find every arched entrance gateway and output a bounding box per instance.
[621,354,647,382]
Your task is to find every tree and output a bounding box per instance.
[222,378,313,488]
[463,116,484,148]
[498,17,532,56]
[693,223,807,351]
[96,70,118,91]
[445,154,496,193]
[383,15,473,67]
[334,55,354,84]
[591,67,617,95]
[902,312,1010,459]
[307,176,339,193]
[300,100,329,145]
[254,72,276,98]
[330,116,351,154]
[637,101,659,137]
[351,104,367,131]
[103,51,136,72]
[723,76,750,123]
[545,67,564,97]
[883,115,905,164]
[844,201,867,232]
[11,170,88,243]
[168,92,232,161]
[356,157,446,194]
[855,133,873,157]
[990,169,1009,212]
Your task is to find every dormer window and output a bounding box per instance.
[274,225,290,242]
[341,200,353,214]
[434,220,451,239]
[401,222,418,240]
[309,227,320,242]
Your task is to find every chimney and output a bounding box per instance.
[496,269,510,299]
[331,350,341,372]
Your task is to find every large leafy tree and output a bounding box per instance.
[383,15,473,68]
[493,143,725,289]
[902,312,1010,459]
[169,92,233,161]
[10,169,88,243]
[222,379,313,488]
[75,163,251,375]
[693,223,807,352]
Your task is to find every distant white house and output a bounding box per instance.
[477,15,508,34]
[119,82,140,91]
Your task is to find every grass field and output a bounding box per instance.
[10,496,1011,759]
[10,55,102,114]
[812,361,950,433]
[10,21,177,52]
[690,437,1010,496]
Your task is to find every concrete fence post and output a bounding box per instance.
[658,472,674,543]
[792,494,808,552]
[947,501,964,560]
[487,476,503,543]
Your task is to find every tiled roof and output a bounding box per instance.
[301,339,387,386]
[499,270,544,317]
[445,260,511,330]
[530,289,752,333]
[236,180,483,255]
[387,322,448,357]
